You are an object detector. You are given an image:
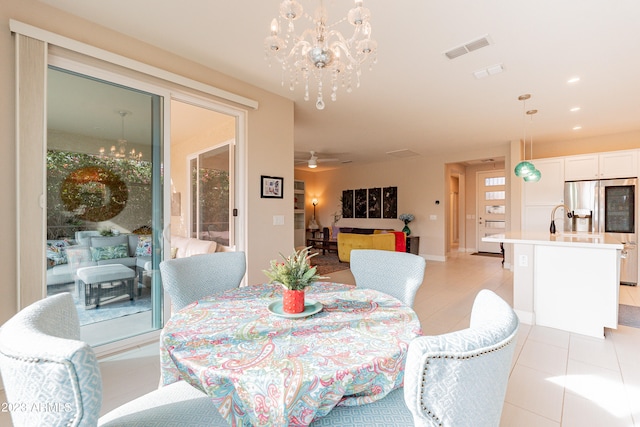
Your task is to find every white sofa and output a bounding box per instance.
[137,235,231,285]
[46,232,230,288]
[47,232,149,287]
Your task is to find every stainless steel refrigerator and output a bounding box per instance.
[564,178,638,285]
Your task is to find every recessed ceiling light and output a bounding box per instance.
[570,107,581,112]
[573,125,582,131]
[567,76,581,84]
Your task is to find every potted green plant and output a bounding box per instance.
[263,247,322,313]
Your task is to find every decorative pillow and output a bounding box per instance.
[170,247,178,259]
[136,235,153,257]
[46,239,73,266]
[90,243,129,261]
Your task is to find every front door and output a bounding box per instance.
[477,170,506,253]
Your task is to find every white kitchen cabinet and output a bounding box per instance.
[522,150,639,235]
[522,158,565,234]
[599,150,638,179]
[564,155,599,181]
[523,158,564,205]
[564,151,638,181]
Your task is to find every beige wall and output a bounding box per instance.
[1,0,295,323]
[533,130,640,159]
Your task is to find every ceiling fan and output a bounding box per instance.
[295,151,340,168]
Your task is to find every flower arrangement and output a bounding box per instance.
[263,247,323,291]
[399,213,415,236]
[399,213,415,224]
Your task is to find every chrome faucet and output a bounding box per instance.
[550,204,572,234]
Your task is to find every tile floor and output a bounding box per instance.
[2,252,640,426]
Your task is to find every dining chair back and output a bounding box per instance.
[350,249,426,307]
[0,293,226,427]
[311,289,519,427]
[160,251,246,311]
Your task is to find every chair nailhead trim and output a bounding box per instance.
[418,337,515,426]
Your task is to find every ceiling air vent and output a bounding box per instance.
[386,149,419,158]
[444,35,491,60]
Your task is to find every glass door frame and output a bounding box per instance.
[48,54,173,353]
[187,140,236,248]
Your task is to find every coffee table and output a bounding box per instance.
[76,264,136,308]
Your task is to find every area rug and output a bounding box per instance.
[618,304,640,328]
[471,252,503,258]
[310,250,350,275]
[48,283,151,326]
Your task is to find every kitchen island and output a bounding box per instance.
[483,232,623,338]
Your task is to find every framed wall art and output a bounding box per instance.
[354,189,367,218]
[342,190,354,218]
[368,187,381,218]
[260,175,283,198]
[383,186,398,218]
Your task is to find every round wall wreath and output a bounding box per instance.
[60,166,128,222]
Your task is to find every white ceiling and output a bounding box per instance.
[40,0,640,170]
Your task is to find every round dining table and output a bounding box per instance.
[160,282,422,427]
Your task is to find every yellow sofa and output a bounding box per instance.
[337,232,397,262]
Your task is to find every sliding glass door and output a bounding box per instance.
[46,66,164,346]
[189,143,235,247]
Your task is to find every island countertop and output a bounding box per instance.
[483,231,623,250]
[483,231,622,338]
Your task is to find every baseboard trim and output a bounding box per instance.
[423,254,446,262]
[515,309,535,325]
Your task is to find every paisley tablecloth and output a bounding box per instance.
[160,282,422,426]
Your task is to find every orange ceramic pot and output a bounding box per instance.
[282,289,305,314]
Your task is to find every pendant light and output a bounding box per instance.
[514,94,541,182]
[523,108,540,182]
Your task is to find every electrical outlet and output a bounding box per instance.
[518,254,528,267]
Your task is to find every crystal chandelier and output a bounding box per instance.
[264,0,377,110]
[99,110,142,161]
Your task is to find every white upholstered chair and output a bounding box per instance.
[350,249,426,308]
[159,251,246,312]
[0,293,226,427]
[311,289,519,427]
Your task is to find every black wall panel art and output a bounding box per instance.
[383,186,398,219]
[342,190,354,218]
[354,189,367,218]
[341,186,397,220]
[368,187,381,218]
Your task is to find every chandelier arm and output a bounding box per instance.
[326,32,367,65]
[283,40,312,64]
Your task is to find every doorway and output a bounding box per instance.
[476,169,506,253]
[449,175,460,251]
[169,99,238,249]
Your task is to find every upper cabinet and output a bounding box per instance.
[599,151,638,179]
[564,155,599,181]
[564,151,638,181]
[524,158,565,206]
